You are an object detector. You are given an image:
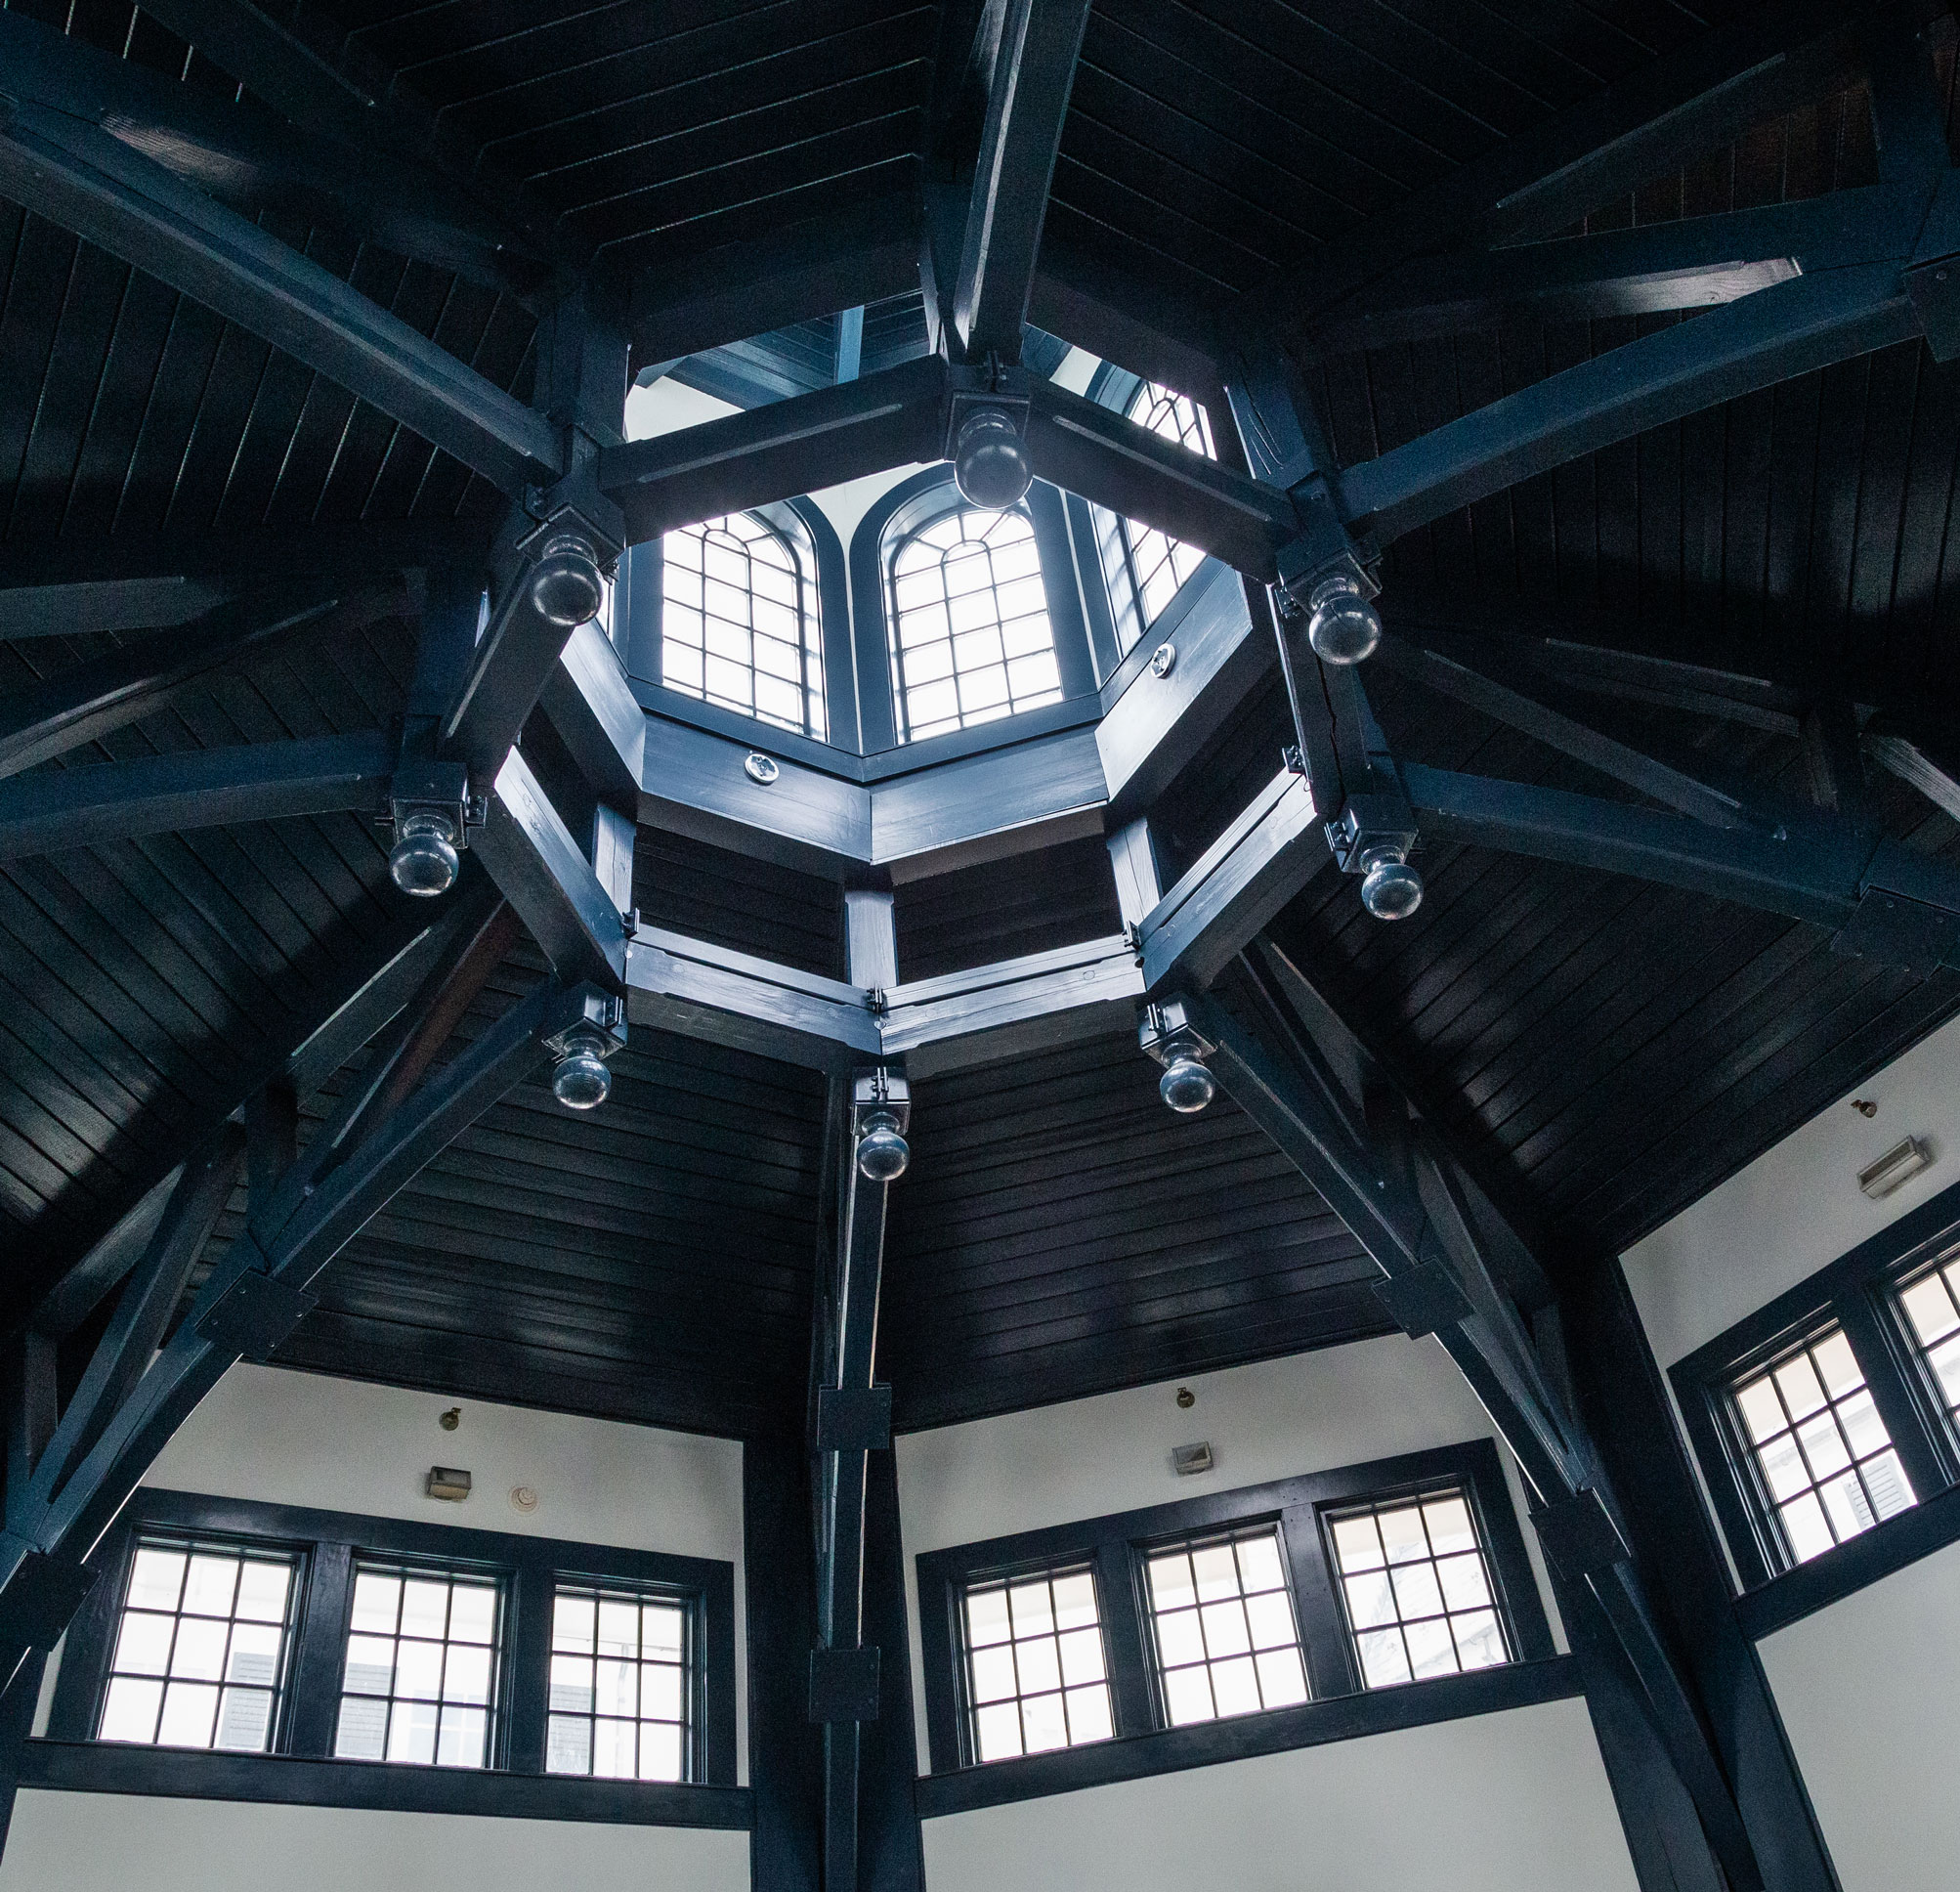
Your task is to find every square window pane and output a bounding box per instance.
[1057,1626,1105,1686]
[1210,1655,1260,1718]
[974,1700,1022,1762]
[1866,1449,1915,1520]
[227,1621,282,1688]
[1734,1378,1787,1445]
[182,1556,239,1618]
[1007,1581,1054,1639]
[436,1705,488,1768]
[1811,1330,1864,1398]
[546,1713,592,1775]
[113,1611,174,1677]
[400,1580,450,1639]
[388,1699,440,1765]
[593,1716,638,1778]
[1014,1637,1061,1697]
[639,1721,684,1783]
[644,1604,686,1658]
[1164,1664,1214,1726]
[1148,1555,1196,1612]
[1343,1570,1398,1629]
[1404,1616,1458,1680]
[1900,1273,1960,1347]
[215,1686,275,1751]
[1773,1353,1827,1421]
[1235,1536,1285,1594]
[127,1548,186,1612]
[965,1588,1011,1650]
[1356,1628,1412,1688]
[1155,1608,1205,1667]
[334,1695,389,1760]
[1378,1508,1428,1565]
[1388,1562,1444,1622]
[1198,1600,1251,1659]
[1256,1647,1309,1707]
[1331,1517,1384,1573]
[235,1563,291,1624]
[554,1595,596,1653]
[394,1640,444,1701]
[551,1654,596,1714]
[1245,1592,1298,1651]
[595,1656,638,1717]
[1434,1554,1491,1612]
[449,1586,497,1645]
[1050,1574,1097,1632]
[168,1616,227,1682]
[1453,1612,1507,1671]
[1021,1691,1069,1754]
[643,1662,684,1723]
[445,1645,493,1706]
[1064,1684,1113,1743]
[158,1681,220,1748]
[101,1675,163,1743]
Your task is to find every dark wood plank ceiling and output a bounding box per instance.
[3,0,1960,1441]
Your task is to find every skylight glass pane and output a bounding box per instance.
[1092,382,1216,656]
[1730,1327,1915,1567]
[334,1563,503,1768]
[99,1538,299,1753]
[1143,1526,1308,1725]
[659,513,825,738]
[1330,1489,1513,1690]
[887,506,1061,741]
[960,1568,1113,1763]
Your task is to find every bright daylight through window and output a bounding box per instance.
[1143,1526,1308,1724]
[335,1564,501,1767]
[1330,1489,1510,1688]
[546,1583,692,1781]
[888,506,1060,740]
[961,1567,1112,1762]
[1730,1329,1914,1565]
[1897,1251,1960,1429]
[660,513,825,738]
[1096,382,1214,655]
[99,1540,297,1752]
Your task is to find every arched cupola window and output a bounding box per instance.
[659,512,826,740]
[1093,381,1216,657]
[884,503,1062,743]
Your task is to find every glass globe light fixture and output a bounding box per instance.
[550,1027,614,1110]
[1359,845,1423,921]
[389,809,459,898]
[1159,1054,1216,1115]
[857,1111,911,1182]
[953,407,1033,510]
[1305,571,1382,666]
[528,531,606,629]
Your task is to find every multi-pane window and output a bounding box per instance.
[1142,1526,1308,1725]
[887,505,1061,741]
[1097,382,1215,655]
[960,1566,1113,1763]
[1897,1252,1960,1429]
[335,1564,502,1768]
[1329,1489,1510,1689]
[546,1583,692,1782]
[1729,1328,1915,1565]
[99,1539,298,1752]
[660,513,826,738]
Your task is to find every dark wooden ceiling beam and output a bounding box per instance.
[129,0,575,271]
[0,5,546,297]
[935,0,1093,362]
[1339,262,1925,545]
[0,588,359,782]
[627,194,922,376]
[1227,0,1903,348]
[1303,187,1913,353]
[0,730,394,863]
[0,100,564,494]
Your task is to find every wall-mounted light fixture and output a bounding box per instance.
[1859,1137,1934,1200]
[1172,1442,1214,1476]
[427,1467,472,1502]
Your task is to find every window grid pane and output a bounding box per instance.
[334,1563,504,1769]
[1143,1526,1308,1727]
[887,506,1061,742]
[1329,1488,1513,1690]
[660,513,825,739]
[960,1567,1113,1764]
[1729,1327,1916,1567]
[1095,382,1215,654]
[99,1538,300,1753]
[1897,1251,1960,1430]
[544,1582,694,1783]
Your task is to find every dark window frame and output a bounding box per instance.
[915,1440,1561,1808]
[1674,1173,1960,1630]
[43,1487,741,1826]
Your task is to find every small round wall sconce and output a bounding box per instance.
[1150,641,1177,679]
[744,752,780,785]
[439,1406,461,1432]
[1175,1386,1195,1409]
[510,1485,539,1515]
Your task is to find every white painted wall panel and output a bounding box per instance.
[895,1336,1566,1774]
[919,1697,1636,1892]
[1756,1533,1960,1892]
[1622,1011,1960,1370]
[0,1790,749,1892]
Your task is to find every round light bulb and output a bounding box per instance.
[953,407,1033,510]
[551,1028,613,1110]
[1159,1055,1216,1115]
[389,809,459,897]
[1360,847,1424,921]
[857,1113,911,1182]
[528,532,605,629]
[1305,572,1382,666]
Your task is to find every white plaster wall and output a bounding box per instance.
[895,1336,1567,1775]
[1754,1532,1960,1892]
[137,1364,748,1778]
[919,1695,1635,1892]
[0,1790,748,1892]
[1622,1010,1960,1369]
